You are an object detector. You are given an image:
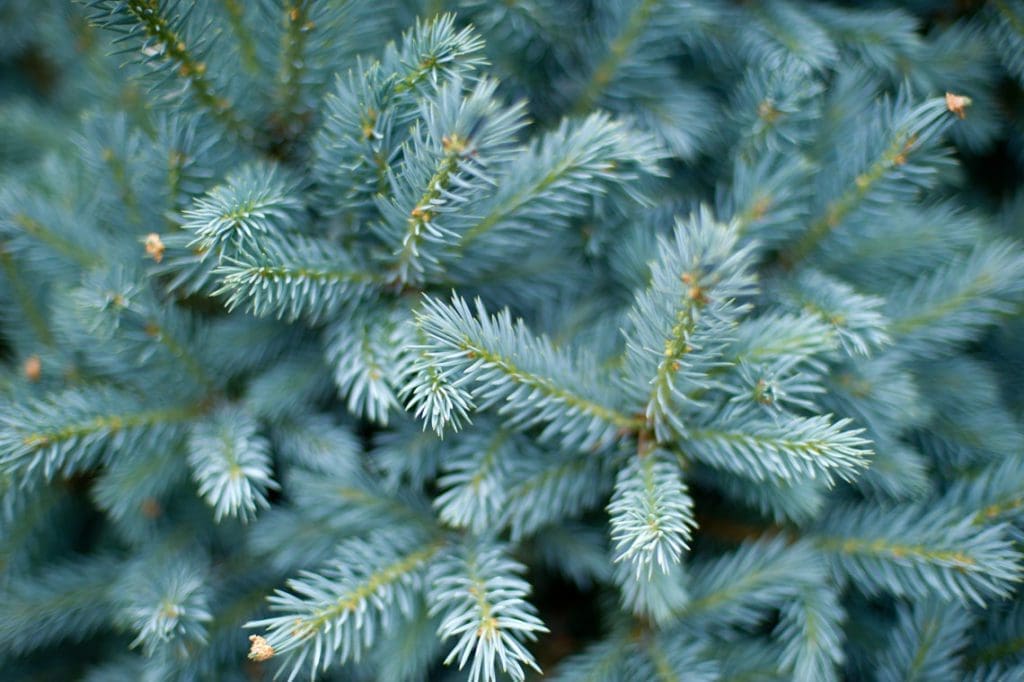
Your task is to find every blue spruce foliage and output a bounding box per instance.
[1,1,1024,680]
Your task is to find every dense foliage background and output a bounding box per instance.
[2,1,1024,680]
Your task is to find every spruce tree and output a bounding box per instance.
[2,1,1024,680]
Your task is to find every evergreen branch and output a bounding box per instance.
[0,555,119,656]
[8,212,99,268]
[140,316,215,389]
[249,467,437,571]
[572,0,657,114]
[623,208,758,441]
[325,308,409,425]
[533,523,613,589]
[728,153,814,242]
[434,426,515,534]
[684,538,820,626]
[613,559,689,625]
[382,79,528,284]
[991,0,1024,84]
[965,600,1024,667]
[725,311,836,367]
[774,581,846,682]
[220,0,258,73]
[391,15,487,96]
[630,633,719,682]
[453,113,664,256]
[120,558,214,658]
[247,531,443,681]
[697,466,826,525]
[97,142,143,226]
[875,600,970,682]
[0,388,199,480]
[242,353,335,422]
[0,245,54,345]
[684,415,871,485]
[415,294,641,452]
[91,443,185,524]
[500,452,613,541]
[942,456,1024,525]
[428,540,547,682]
[270,413,360,474]
[814,502,1023,605]
[887,242,1024,354]
[182,162,304,254]
[84,0,252,139]
[212,235,381,321]
[312,14,487,215]
[608,450,695,578]
[392,140,464,279]
[188,407,278,522]
[781,269,890,356]
[717,641,793,681]
[0,483,65,575]
[742,0,838,73]
[276,0,312,117]
[786,96,955,264]
[401,322,475,436]
[68,268,215,390]
[910,357,1022,467]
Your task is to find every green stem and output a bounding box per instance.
[100,148,142,226]
[787,129,917,264]
[125,0,252,140]
[392,141,464,282]
[814,536,976,567]
[972,496,1024,525]
[278,1,311,113]
[965,634,1024,666]
[572,0,658,114]
[144,320,214,390]
[458,336,642,432]
[20,404,203,452]
[0,245,55,346]
[455,159,581,254]
[888,273,994,336]
[294,542,444,640]
[906,616,941,681]
[11,214,98,268]
[220,0,259,74]
[646,281,706,433]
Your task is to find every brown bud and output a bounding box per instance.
[145,233,166,263]
[248,635,274,662]
[141,498,162,519]
[945,92,972,119]
[24,355,41,382]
